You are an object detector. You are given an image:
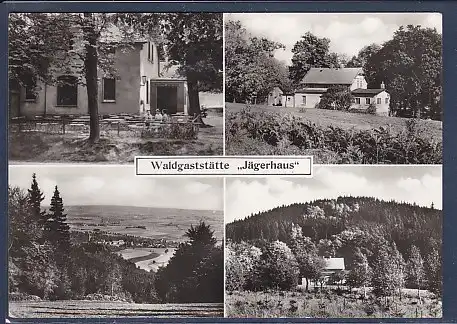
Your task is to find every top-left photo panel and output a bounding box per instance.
[8,13,223,164]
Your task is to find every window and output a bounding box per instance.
[57,75,77,106]
[24,75,37,101]
[147,41,151,61]
[287,97,291,101]
[377,97,381,104]
[146,80,149,104]
[302,96,306,105]
[103,78,116,102]
[158,44,165,61]
[385,97,389,104]
[366,98,371,105]
[355,98,360,104]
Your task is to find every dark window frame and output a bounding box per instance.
[102,78,116,102]
[57,75,78,107]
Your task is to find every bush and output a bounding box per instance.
[367,103,377,115]
[317,86,353,111]
[225,108,442,164]
[247,241,299,291]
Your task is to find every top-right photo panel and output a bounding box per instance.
[224,13,442,164]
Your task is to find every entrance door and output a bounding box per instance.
[157,86,178,115]
[9,91,20,118]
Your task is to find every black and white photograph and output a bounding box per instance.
[225,166,442,318]
[8,13,223,163]
[8,166,224,318]
[225,13,442,164]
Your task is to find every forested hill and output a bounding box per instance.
[226,196,441,260]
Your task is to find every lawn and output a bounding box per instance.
[9,300,223,318]
[225,289,441,318]
[9,113,223,163]
[226,102,442,142]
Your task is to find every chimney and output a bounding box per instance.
[381,81,385,89]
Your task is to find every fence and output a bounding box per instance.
[9,116,200,140]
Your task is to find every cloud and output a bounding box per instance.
[225,166,442,223]
[9,166,223,211]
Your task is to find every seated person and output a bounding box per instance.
[144,110,153,127]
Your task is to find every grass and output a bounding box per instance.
[9,300,224,318]
[225,289,442,318]
[225,104,442,164]
[9,114,223,163]
[226,102,442,142]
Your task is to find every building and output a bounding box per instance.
[301,257,346,287]
[290,67,389,115]
[267,86,284,106]
[9,27,192,118]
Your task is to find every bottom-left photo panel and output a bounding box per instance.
[7,165,224,318]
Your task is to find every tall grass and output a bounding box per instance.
[225,107,442,164]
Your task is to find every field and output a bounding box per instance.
[118,247,177,272]
[225,103,442,164]
[226,289,442,318]
[63,205,224,242]
[226,103,442,141]
[9,113,223,163]
[9,301,223,318]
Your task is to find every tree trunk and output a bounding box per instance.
[187,77,206,126]
[305,278,309,292]
[83,13,100,143]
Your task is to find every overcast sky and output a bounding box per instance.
[226,13,442,65]
[225,165,442,223]
[9,166,223,211]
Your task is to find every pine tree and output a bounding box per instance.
[425,247,442,296]
[406,245,425,300]
[372,245,396,298]
[27,173,47,231]
[390,242,406,300]
[48,186,70,250]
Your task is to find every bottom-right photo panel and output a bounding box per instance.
[225,165,442,318]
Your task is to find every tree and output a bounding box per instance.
[225,20,287,103]
[425,246,442,296]
[317,85,353,111]
[406,245,425,300]
[155,221,222,303]
[289,235,325,292]
[162,13,222,121]
[249,240,299,291]
[225,241,261,291]
[289,32,340,84]
[47,186,70,250]
[27,173,47,236]
[390,242,406,300]
[346,43,381,68]
[346,248,371,298]
[371,245,396,298]
[365,25,442,120]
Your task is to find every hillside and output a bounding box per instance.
[226,102,442,142]
[226,196,441,266]
[61,205,223,242]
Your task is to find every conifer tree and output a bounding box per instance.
[346,247,372,298]
[48,186,70,250]
[372,245,396,298]
[406,245,425,300]
[390,242,406,300]
[27,173,47,228]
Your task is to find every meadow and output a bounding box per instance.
[118,247,177,272]
[9,301,224,318]
[226,289,442,318]
[225,103,442,164]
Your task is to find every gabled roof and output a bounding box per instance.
[302,68,363,85]
[324,257,345,271]
[351,88,387,96]
[295,88,327,94]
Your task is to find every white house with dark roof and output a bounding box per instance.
[301,257,346,287]
[290,67,389,116]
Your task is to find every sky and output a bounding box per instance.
[225,165,442,223]
[226,13,442,65]
[9,166,223,211]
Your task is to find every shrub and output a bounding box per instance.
[317,86,353,111]
[367,103,377,115]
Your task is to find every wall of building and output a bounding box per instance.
[294,93,322,109]
[350,91,390,116]
[350,75,368,90]
[18,44,142,117]
[139,41,160,113]
[283,95,294,108]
